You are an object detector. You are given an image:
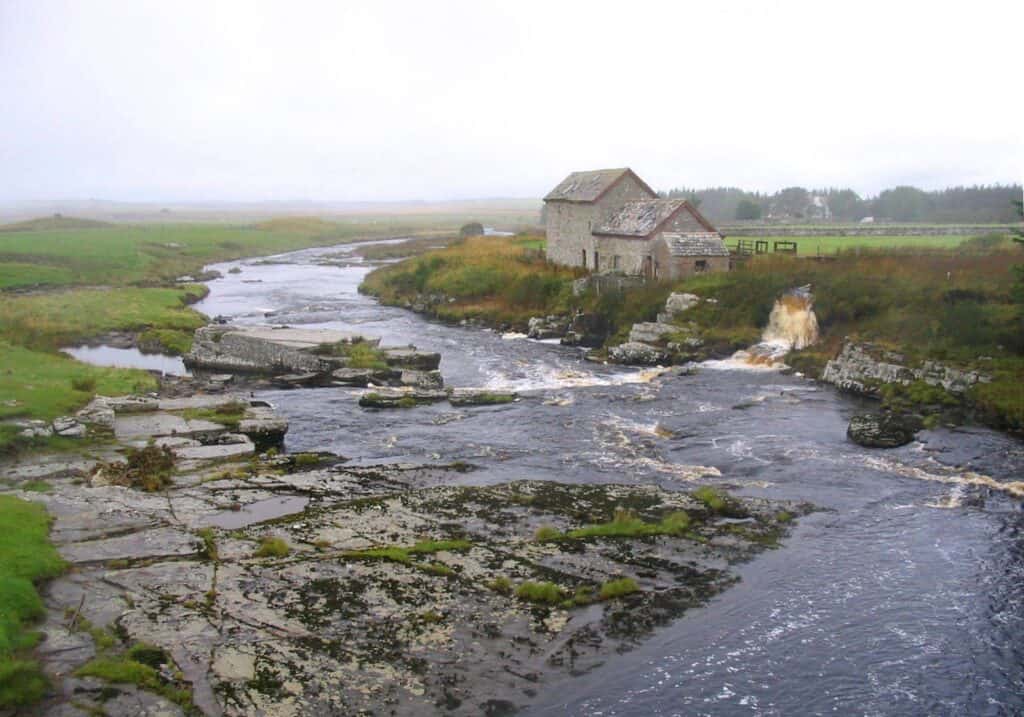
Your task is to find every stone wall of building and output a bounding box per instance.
[592,235,650,274]
[652,240,729,280]
[544,174,654,269]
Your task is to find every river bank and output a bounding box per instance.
[361,234,1024,435]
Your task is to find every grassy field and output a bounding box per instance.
[0,495,66,708]
[725,234,970,255]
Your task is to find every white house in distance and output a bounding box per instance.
[543,168,730,280]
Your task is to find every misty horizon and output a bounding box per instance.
[1,1,1021,203]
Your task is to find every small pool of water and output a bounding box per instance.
[202,495,311,529]
[63,345,191,376]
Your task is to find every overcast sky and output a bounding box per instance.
[1,0,1021,202]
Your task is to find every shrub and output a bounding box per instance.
[254,537,290,558]
[515,581,565,605]
[598,577,639,600]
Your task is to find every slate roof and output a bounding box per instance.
[543,168,654,203]
[661,232,731,257]
[593,198,690,237]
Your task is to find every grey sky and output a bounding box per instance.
[1,0,1021,202]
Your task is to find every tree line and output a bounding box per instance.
[661,183,1023,224]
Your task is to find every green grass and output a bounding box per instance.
[515,581,565,605]
[565,508,691,540]
[0,263,75,289]
[180,400,248,430]
[342,539,471,576]
[253,537,290,558]
[0,286,206,352]
[534,525,562,543]
[0,341,155,421]
[598,577,639,600]
[75,654,194,713]
[312,339,389,369]
[137,328,195,356]
[0,495,66,708]
[726,234,971,256]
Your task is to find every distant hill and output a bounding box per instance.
[0,215,116,232]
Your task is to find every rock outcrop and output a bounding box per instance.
[847,412,919,448]
[527,315,569,340]
[608,341,669,365]
[657,292,701,323]
[448,389,518,406]
[821,341,989,398]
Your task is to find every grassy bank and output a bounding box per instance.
[0,495,66,708]
[361,234,580,326]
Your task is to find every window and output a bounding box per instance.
[582,249,587,267]
[695,260,708,272]
[613,255,620,270]
[594,251,600,270]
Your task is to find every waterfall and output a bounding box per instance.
[704,285,819,370]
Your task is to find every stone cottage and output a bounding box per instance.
[543,167,729,279]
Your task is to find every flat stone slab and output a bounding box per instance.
[59,526,199,564]
[175,439,255,462]
[210,326,374,350]
[114,413,227,440]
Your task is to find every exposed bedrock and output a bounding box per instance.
[821,340,990,398]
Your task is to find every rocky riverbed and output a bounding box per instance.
[2,429,806,716]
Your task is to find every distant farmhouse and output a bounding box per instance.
[543,168,729,280]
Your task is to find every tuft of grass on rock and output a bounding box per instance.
[515,581,565,605]
[487,576,513,595]
[254,536,290,558]
[692,487,747,518]
[181,400,248,430]
[566,507,691,540]
[599,577,640,601]
[534,525,563,543]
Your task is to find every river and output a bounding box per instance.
[190,240,1024,716]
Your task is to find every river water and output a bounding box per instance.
[190,241,1024,716]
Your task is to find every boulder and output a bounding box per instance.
[627,322,675,345]
[607,342,669,366]
[664,292,701,316]
[448,389,518,406]
[847,412,918,448]
[358,389,447,409]
[527,315,569,340]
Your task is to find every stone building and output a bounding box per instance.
[543,167,729,279]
